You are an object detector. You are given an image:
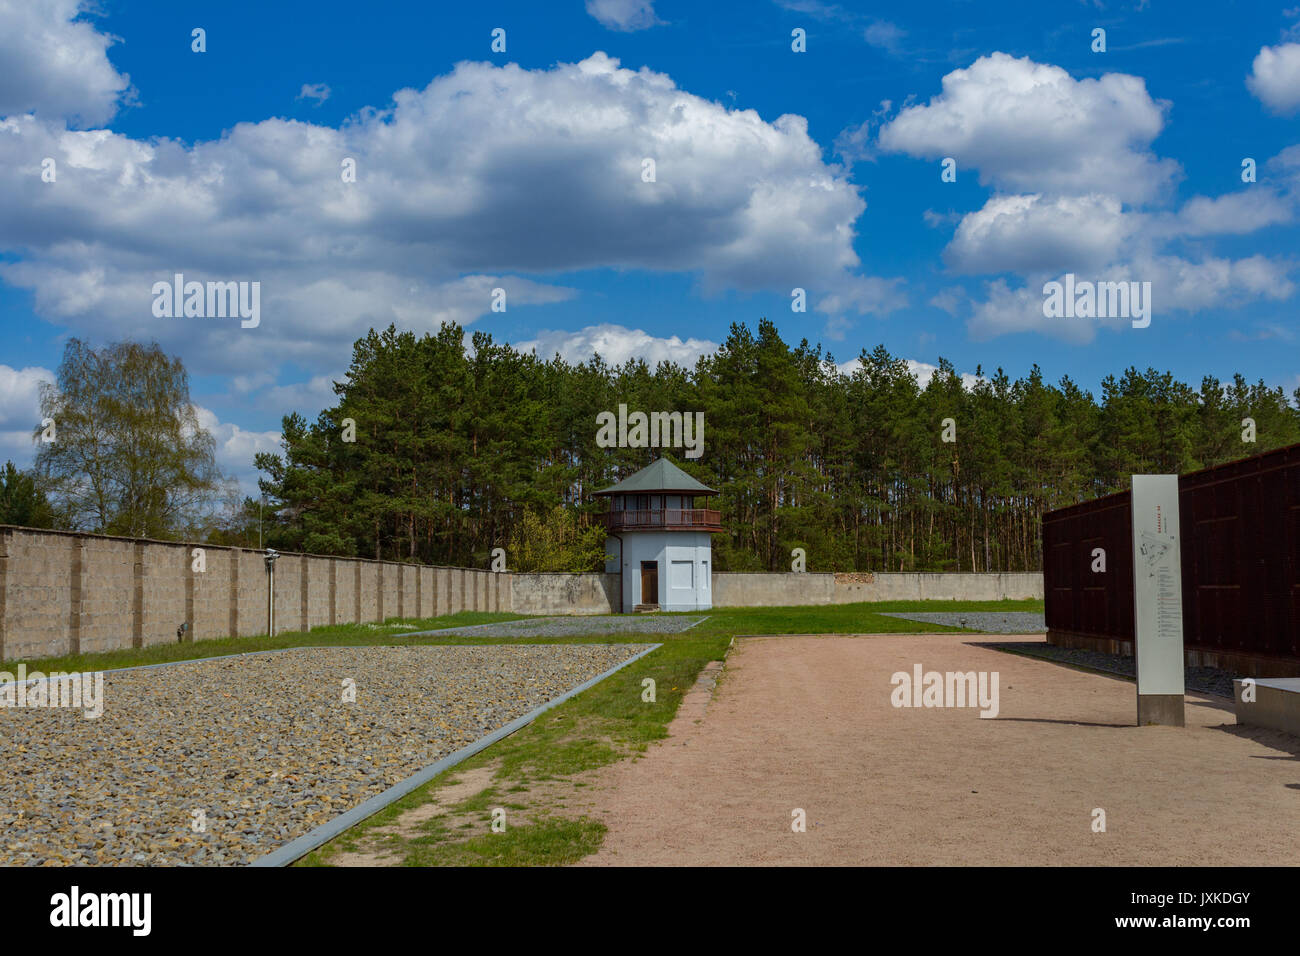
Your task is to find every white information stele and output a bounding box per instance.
[1131,475,1185,697]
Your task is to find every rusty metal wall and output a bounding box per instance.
[1179,442,1300,662]
[1042,442,1300,668]
[1043,489,1134,643]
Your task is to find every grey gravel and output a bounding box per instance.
[880,611,1047,633]
[0,643,650,866]
[980,641,1238,699]
[409,615,707,639]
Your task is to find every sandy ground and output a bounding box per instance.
[577,634,1300,866]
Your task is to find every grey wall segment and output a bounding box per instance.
[713,571,1043,607]
[509,572,620,615]
[0,527,514,661]
[0,526,1045,660]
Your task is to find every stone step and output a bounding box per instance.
[1235,678,1300,737]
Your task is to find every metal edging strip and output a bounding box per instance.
[251,640,664,867]
[404,614,708,640]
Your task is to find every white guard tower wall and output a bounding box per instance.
[595,456,721,613]
[605,530,712,611]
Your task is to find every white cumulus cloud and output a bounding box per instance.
[515,323,717,367]
[0,364,54,466]
[871,52,1298,340]
[877,52,1178,204]
[0,0,132,127]
[194,405,282,495]
[946,193,1134,275]
[0,51,896,381]
[296,83,331,105]
[836,355,982,390]
[586,0,663,32]
[1247,43,1300,113]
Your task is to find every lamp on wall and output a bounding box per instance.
[264,548,280,636]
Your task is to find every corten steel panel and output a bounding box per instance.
[1043,490,1133,643]
[1179,442,1300,661]
[1043,443,1300,664]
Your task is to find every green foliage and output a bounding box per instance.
[255,320,1300,572]
[32,338,230,539]
[506,505,609,572]
[0,460,57,528]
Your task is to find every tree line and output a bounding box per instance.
[251,319,1299,572]
[5,323,1298,573]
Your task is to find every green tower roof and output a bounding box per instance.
[594,457,717,496]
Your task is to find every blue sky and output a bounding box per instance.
[1,0,1298,491]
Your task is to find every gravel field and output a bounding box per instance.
[981,641,1238,698]
[409,615,706,639]
[0,643,650,866]
[880,610,1047,633]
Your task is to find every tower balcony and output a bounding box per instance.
[604,508,722,533]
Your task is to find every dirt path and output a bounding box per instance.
[577,634,1300,866]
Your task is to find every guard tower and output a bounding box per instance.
[595,457,721,612]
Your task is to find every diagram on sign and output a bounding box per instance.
[1137,530,1175,579]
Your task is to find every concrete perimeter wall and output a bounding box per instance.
[0,526,1044,661]
[510,570,1042,615]
[511,573,620,616]
[713,571,1044,607]
[0,526,501,662]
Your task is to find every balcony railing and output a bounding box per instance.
[604,508,722,532]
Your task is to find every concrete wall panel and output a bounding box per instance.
[0,526,1046,662]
